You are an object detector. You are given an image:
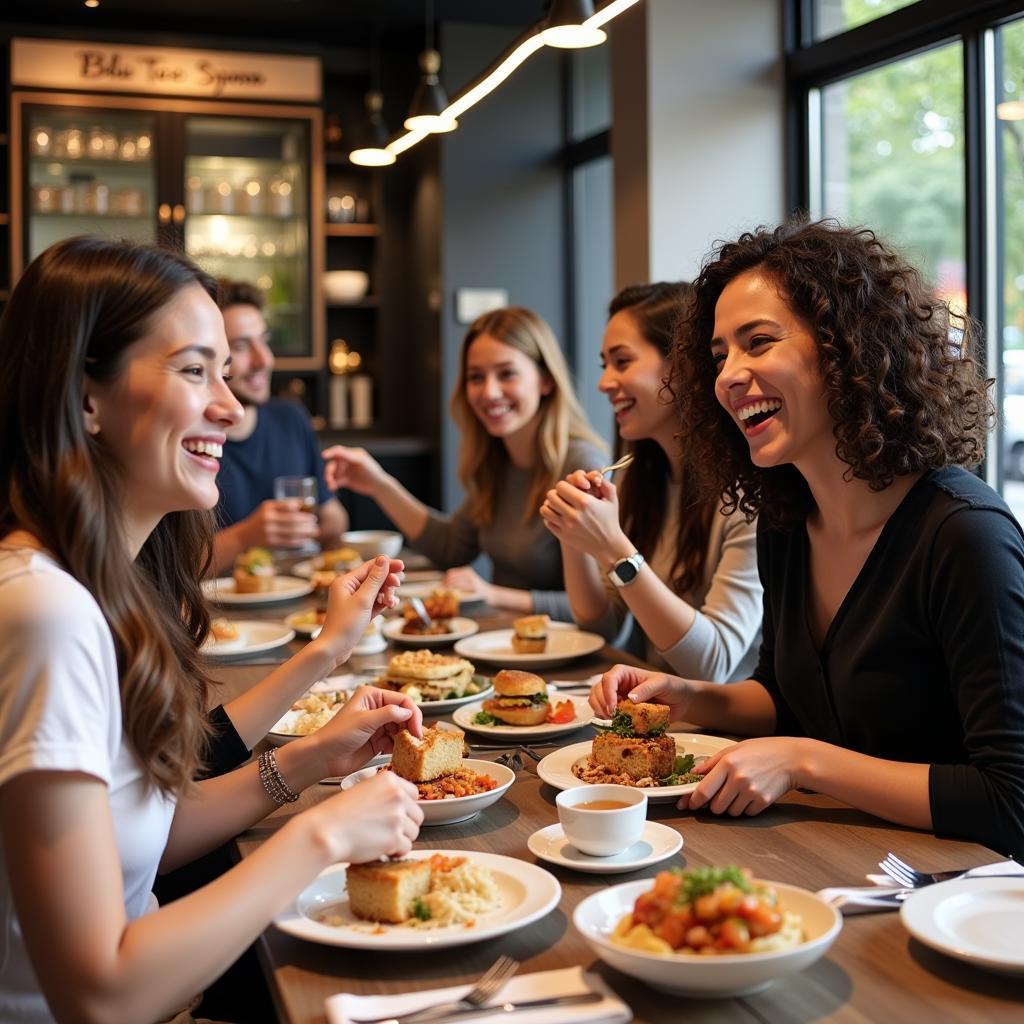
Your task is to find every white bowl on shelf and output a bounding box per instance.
[323,270,369,303]
[340,530,403,559]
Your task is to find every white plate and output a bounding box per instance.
[274,850,560,949]
[574,878,841,997]
[536,733,736,803]
[454,626,604,670]
[528,821,683,874]
[395,580,486,608]
[201,620,295,660]
[380,679,495,715]
[202,576,313,605]
[382,616,481,647]
[452,694,593,739]
[339,758,515,825]
[900,877,1024,975]
[284,609,324,637]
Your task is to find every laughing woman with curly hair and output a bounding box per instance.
[593,220,1024,858]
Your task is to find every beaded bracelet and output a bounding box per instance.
[257,748,299,805]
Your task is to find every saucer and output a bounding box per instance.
[527,821,683,874]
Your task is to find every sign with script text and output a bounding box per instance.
[11,38,321,102]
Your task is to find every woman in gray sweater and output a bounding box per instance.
[323,307,606,618]
[541,283,762,681]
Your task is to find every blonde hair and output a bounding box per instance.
[451,307,605,526]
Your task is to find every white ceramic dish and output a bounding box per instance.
[452,694,593,739]
[536,733,736,803]
[395,580,485,608]
[528,821,683,874]
[363,678,495,715]
[341,529,403,559]
[382,616,480,647]
[900,877,1024,975]
[323,269,369,303]
[574,878,842,997]
[275,851,560,949]
[201,620,295,659]
[454,625,604,670]
[202,576,313,605]
[338,757,515,825]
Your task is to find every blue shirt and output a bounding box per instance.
[215,399,332,528]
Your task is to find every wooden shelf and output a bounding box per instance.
[326,297,378,309]
[325,223,379,237]
[0,214,8,226]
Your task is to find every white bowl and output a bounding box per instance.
[323,270,369,303]
[573,878,842,998]
[341,529,403,559]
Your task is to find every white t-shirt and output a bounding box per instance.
[0,547,177,1023]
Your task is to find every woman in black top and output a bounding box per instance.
[593,220,1024,858]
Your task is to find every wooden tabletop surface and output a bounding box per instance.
[209,587,1024,1024]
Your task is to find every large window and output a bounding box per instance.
[791,0,1024,519]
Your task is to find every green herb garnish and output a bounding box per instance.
[411,897,431,921]
[670,865,752,904]
[659,753,700,786]
[530,692,549,705]
[473,710,500,726]
[445,690,459,699]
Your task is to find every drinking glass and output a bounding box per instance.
[274,475,319,516]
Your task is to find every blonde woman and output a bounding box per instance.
[324,307,606,615]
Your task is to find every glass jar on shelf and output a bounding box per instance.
[119,133,139,161]
[113,187,144,217]
[31,186,57,213]
[30,126,53,157]
[239,178,265,214]
[186,176,205,214]
[87,126,108,160]
[269,178,294,217]
[136,131,152,161]
[81,182,110,216]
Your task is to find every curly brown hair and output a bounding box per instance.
[673,219,994,528]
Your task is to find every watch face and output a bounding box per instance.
[615,560,639,583]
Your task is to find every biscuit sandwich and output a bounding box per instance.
[512,614,549,653]
[481,669,550,726]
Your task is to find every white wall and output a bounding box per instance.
[613,0,785,284]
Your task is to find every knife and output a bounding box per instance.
[355,991,603,1024]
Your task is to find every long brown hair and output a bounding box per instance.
[0,236,217,795]
[610,282,716,596]
[450,306,605,526]
[673,219,994,528]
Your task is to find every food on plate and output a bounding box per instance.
[387,725,498,800]
[291,607,327,631]
[512,613,549,653]
[472,669,573,727]
[399,589,460,635]
[274,689,348,736]
[611,866,804,955]
[314,546,360,571]
[572,701,702,787]
[233,547,275,593]
[346,854,500,928]
[310,569,338,595]
[401,616,454,636]
[209,618,239,642]
[374,649,481,702]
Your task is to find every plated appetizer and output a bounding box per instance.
[400,588,461,635]
[272,689,349,738]
[386,725,498,801]
[373,649,483,703]
[314,546,361,571]
[612,866,804,956]
[472,669,574,727]
[233,546,275,594]
[209,618,239,642]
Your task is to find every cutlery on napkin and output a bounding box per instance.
[325,966,630,1024]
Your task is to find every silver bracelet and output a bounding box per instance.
[257,748,299,805]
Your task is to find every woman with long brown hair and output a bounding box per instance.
[593,221,1024,857]
[0,236,424,1023]
[540,283,762,681]
[323,306,606,615]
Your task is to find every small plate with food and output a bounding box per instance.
[573,866,841,996]
[202,575,313,606]
[201,620,296,660]
[291,546,363,579]
[452,670,593,738]
[396,581,485,609]
[454,616,604,670]
[536,702,735,802]
[369,649,493,712]
[274,849,560,950]
[382,615,480,647]
[267,687,350,745]
[339,725,515,825]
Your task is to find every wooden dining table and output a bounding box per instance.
[208,585,1024,1024]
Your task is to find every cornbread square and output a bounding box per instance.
[346,859,431,923]
[392,725,464,782]
[592,733,676,781]
[616,701,670,736]
[233,569,273,593]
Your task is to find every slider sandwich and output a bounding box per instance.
[481,669,550,726]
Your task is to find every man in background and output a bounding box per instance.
[212,279,347,573]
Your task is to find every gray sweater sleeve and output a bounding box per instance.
[410,502,481,570]
[656,510,763,682]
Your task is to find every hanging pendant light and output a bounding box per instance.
[349,91,396,167]
[541,0,607,49]
[404,0,457,133]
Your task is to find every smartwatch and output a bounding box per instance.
[608,551,645,588]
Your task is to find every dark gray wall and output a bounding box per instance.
[439,21,568,510]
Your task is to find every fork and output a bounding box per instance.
[596,452,634,478]
[350,954,519,1024]
[879,852,984,888]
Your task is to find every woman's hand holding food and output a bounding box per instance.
[307,771,423,863]
[312,684,423,779]
[311,556,403,666]
[591,664,691,720]
[443,565,494,604]
[679,737,812,817]
[321,445,389,496]
[539,472,632,563]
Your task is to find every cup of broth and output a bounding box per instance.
[556,784,647,857]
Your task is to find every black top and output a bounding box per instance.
[753,467,1024,858]
[201,705,252,779]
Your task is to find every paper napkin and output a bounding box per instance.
[325,965,631,1024]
